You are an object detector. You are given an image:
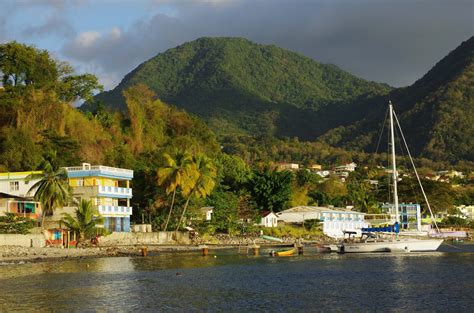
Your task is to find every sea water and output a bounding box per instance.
[0,244,473,311]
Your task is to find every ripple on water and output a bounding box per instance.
[0,245,473,311]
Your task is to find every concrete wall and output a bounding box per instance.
[0,234,46,247]
[100,231,190,246]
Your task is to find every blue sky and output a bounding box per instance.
[2,0,473,90]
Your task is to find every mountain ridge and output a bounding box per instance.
[87,36,473,162]
[88,37,391,140]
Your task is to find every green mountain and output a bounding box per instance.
[89,36,473,163]
[321,36,474,163]
[88,37,391,140]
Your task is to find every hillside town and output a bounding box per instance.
[1,160,472,252]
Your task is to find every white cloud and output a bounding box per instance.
[74,31,101,48]
[109,27,122,41]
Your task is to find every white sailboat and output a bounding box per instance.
[337,101,443,253]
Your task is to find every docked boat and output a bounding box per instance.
[337,102,443,253]
[270,249,295,256]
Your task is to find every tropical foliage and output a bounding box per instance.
[27,154,71,227]
[61,199,105,244]
[0,213,35,234]
[0,40,472,236]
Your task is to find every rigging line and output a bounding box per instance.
[393,109,440,232]
[374,107,390,155]
[395,125,420,206]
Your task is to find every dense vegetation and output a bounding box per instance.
[0,41,472,234]
[89,36,473,165]
[321,36,474,163]
[88,37,391,141]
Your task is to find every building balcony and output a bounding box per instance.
[65,164,133,180]
[97,205,132,216]
[97,185,132,198]
[72,186,132,199]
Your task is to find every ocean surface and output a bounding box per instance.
[0,243,473,312]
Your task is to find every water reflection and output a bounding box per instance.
[0,244,472,311]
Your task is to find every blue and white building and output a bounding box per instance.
[65,163,133,232]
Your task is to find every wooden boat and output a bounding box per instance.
[271,249,295,256]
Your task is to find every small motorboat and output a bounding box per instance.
[270,249,295,256]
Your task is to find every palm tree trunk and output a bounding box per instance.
[175,196,191,232]
[163,189,176,231]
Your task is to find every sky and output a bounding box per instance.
[1,0,473,90]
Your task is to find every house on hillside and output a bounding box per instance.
[260,211,278,227]
[275,163,299,171]
[309,164,322,171]
[458,205,474,220]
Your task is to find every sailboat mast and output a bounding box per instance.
[389,101,400,223]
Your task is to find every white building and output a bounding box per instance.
[276,206,367,238]
[201,207,213,221]
[334,162,357,173]
[0,171,41,198]
[276,163,299,171]
[458,205,474,220]
[315,170,332,178]
[260,211,278,227]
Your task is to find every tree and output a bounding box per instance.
[0,42,103,99]
[61,199,104,245]
[176,154,217,231]
[249,166,292,212]
[27,153,71,228]
[157,150,195,231]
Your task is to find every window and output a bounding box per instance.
[77,179,84,187]
[9,181,19,192]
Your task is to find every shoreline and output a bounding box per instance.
[0,242,317,265]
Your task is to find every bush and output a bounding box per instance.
[0,213,36,234]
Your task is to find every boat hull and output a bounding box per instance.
[339,238,443,253]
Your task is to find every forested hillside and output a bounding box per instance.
[0,42,219,172]
[321,36,474,163]
[89,37,391,140]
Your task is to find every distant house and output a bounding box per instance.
[458,205,474,220]
[260,211,278,227]
[315,170,332,178]
[276,163,299,171]
[334,162,357,173]
[277,206,367,238]
[309,164,322,171]
[201,207,213,221]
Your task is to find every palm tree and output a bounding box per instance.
[61,199,104,245]
[157,150,195,231]
[175,154,217,231]
[27,154,71,228]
